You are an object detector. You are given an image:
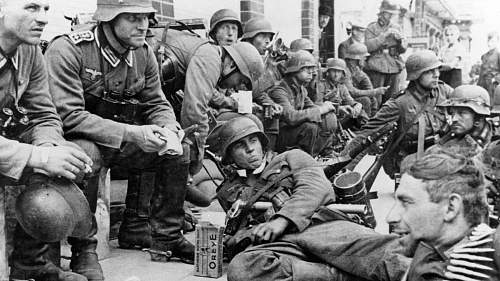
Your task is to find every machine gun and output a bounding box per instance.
[320,121,398,179]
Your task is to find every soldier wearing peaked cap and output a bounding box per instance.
[44,0,197,272]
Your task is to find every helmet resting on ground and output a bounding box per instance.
[207,117,268,165]
[438,85,491,116]
[223,42,265,91]
[241,17,275,41]
[93,0,156,22]
[16,175,93,242]
[406,50,442,81]
[209,9,243,40]
[285,50,316,74]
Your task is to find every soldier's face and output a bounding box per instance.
[112,13,149,48]
[386,174,446,252]
[295,66,315,84]
[417,67,440,89]
[251,33,273,55]
[488,37,499,50]
[0,0,49,46]
[229,134,264,170]
[351,28,365,42]
[327,69,344,83]
[448,107,476,135]
[214,22,239,46]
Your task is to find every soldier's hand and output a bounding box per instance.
[252,216,289,244]
[374,86,390,96]
[271,103,283,116]
[125,124,165,153]
[28,145,93,181]
[338,105,353,117]
[319,101,336,114]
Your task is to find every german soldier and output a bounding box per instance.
[212,117,411,281]
[45,0,194,273]
[478,31,500,101]
[343,42,388,116]
[343,50,452,183]
[338,19,365,60]
[439,24,466,88]
[269,50,338,156]
[208,9,242,46]
[0,0,94,280]
[365,0,407,107]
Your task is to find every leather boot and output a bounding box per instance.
[67,237,104,281]
[10,225,88,281]
[150,158,194,264]
[118,171,155,249]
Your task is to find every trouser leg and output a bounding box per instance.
[10,225,87,281]
[367,71,386,108]
[281,220,411,281]
[150,146,194,263]
[228,241,361,281]
[386,73,401,103]
[118,171,154,249]
[355,96,372,117]
[277,122,320,156]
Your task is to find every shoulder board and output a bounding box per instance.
[67,30,94,45]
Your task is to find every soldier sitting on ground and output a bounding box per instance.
[0,1,94,280]
[268,50,338,156]
[388,149,500,280]
[343,42,388,116]
[317,57,369,130]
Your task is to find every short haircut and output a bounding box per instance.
[401,147,488,226]
[488,31,499,41]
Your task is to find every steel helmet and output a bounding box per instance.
[379,0,400,14]
[93,0,156,22]
[406,50,442,81]
[223,42,265,91]
[290,38,314,52]
[209,9,243,40]
[438,85,491,116]
[284,50,316,74]
[345,43,370,60]
[241,17,275,41]
[325,58,347,74]
[207,116,268,165]
[16,175,93,242]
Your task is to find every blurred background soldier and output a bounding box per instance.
[478,31,500,101]
[269,50,338,156]
[365,0,407,107]
[316,58,367,131]
[338,19,365,60]
[208,8,242,46]
[343,42,388,116]
[343,50,452,184]
[388,149,498,280]
[439,24,467,88]
[290,38,314,54]
[45,0,194,272]
[0,0,94,280]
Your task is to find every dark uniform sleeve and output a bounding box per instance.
[45,37,130,149]
[275,149,334,231]
[339,84,356,106]
[139,47,180,131]
[20,46,65,146]
[269,86,322,126]
[338,42,347,60]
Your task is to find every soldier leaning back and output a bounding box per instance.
[44,0,195,272]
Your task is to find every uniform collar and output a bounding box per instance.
[235,152,270,178]
[411,81,436,102]
[95,24,133,68]
[0,48,18,70]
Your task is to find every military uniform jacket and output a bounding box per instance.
[269,76,322,127]
[317,78,358,106]
[478,48,500,94]
[403,224,499,281]
[337,37,355,60]
[365,20,406,74]
[45,24,179,149]
[345,65,380,98]
[217,149,335,232]
[0,44,65,180]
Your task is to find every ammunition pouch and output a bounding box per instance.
[84,90,143,125]
[0,94,29,140]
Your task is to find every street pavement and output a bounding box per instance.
[98,155,396,281]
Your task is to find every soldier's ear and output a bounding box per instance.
[444,193,462,222]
